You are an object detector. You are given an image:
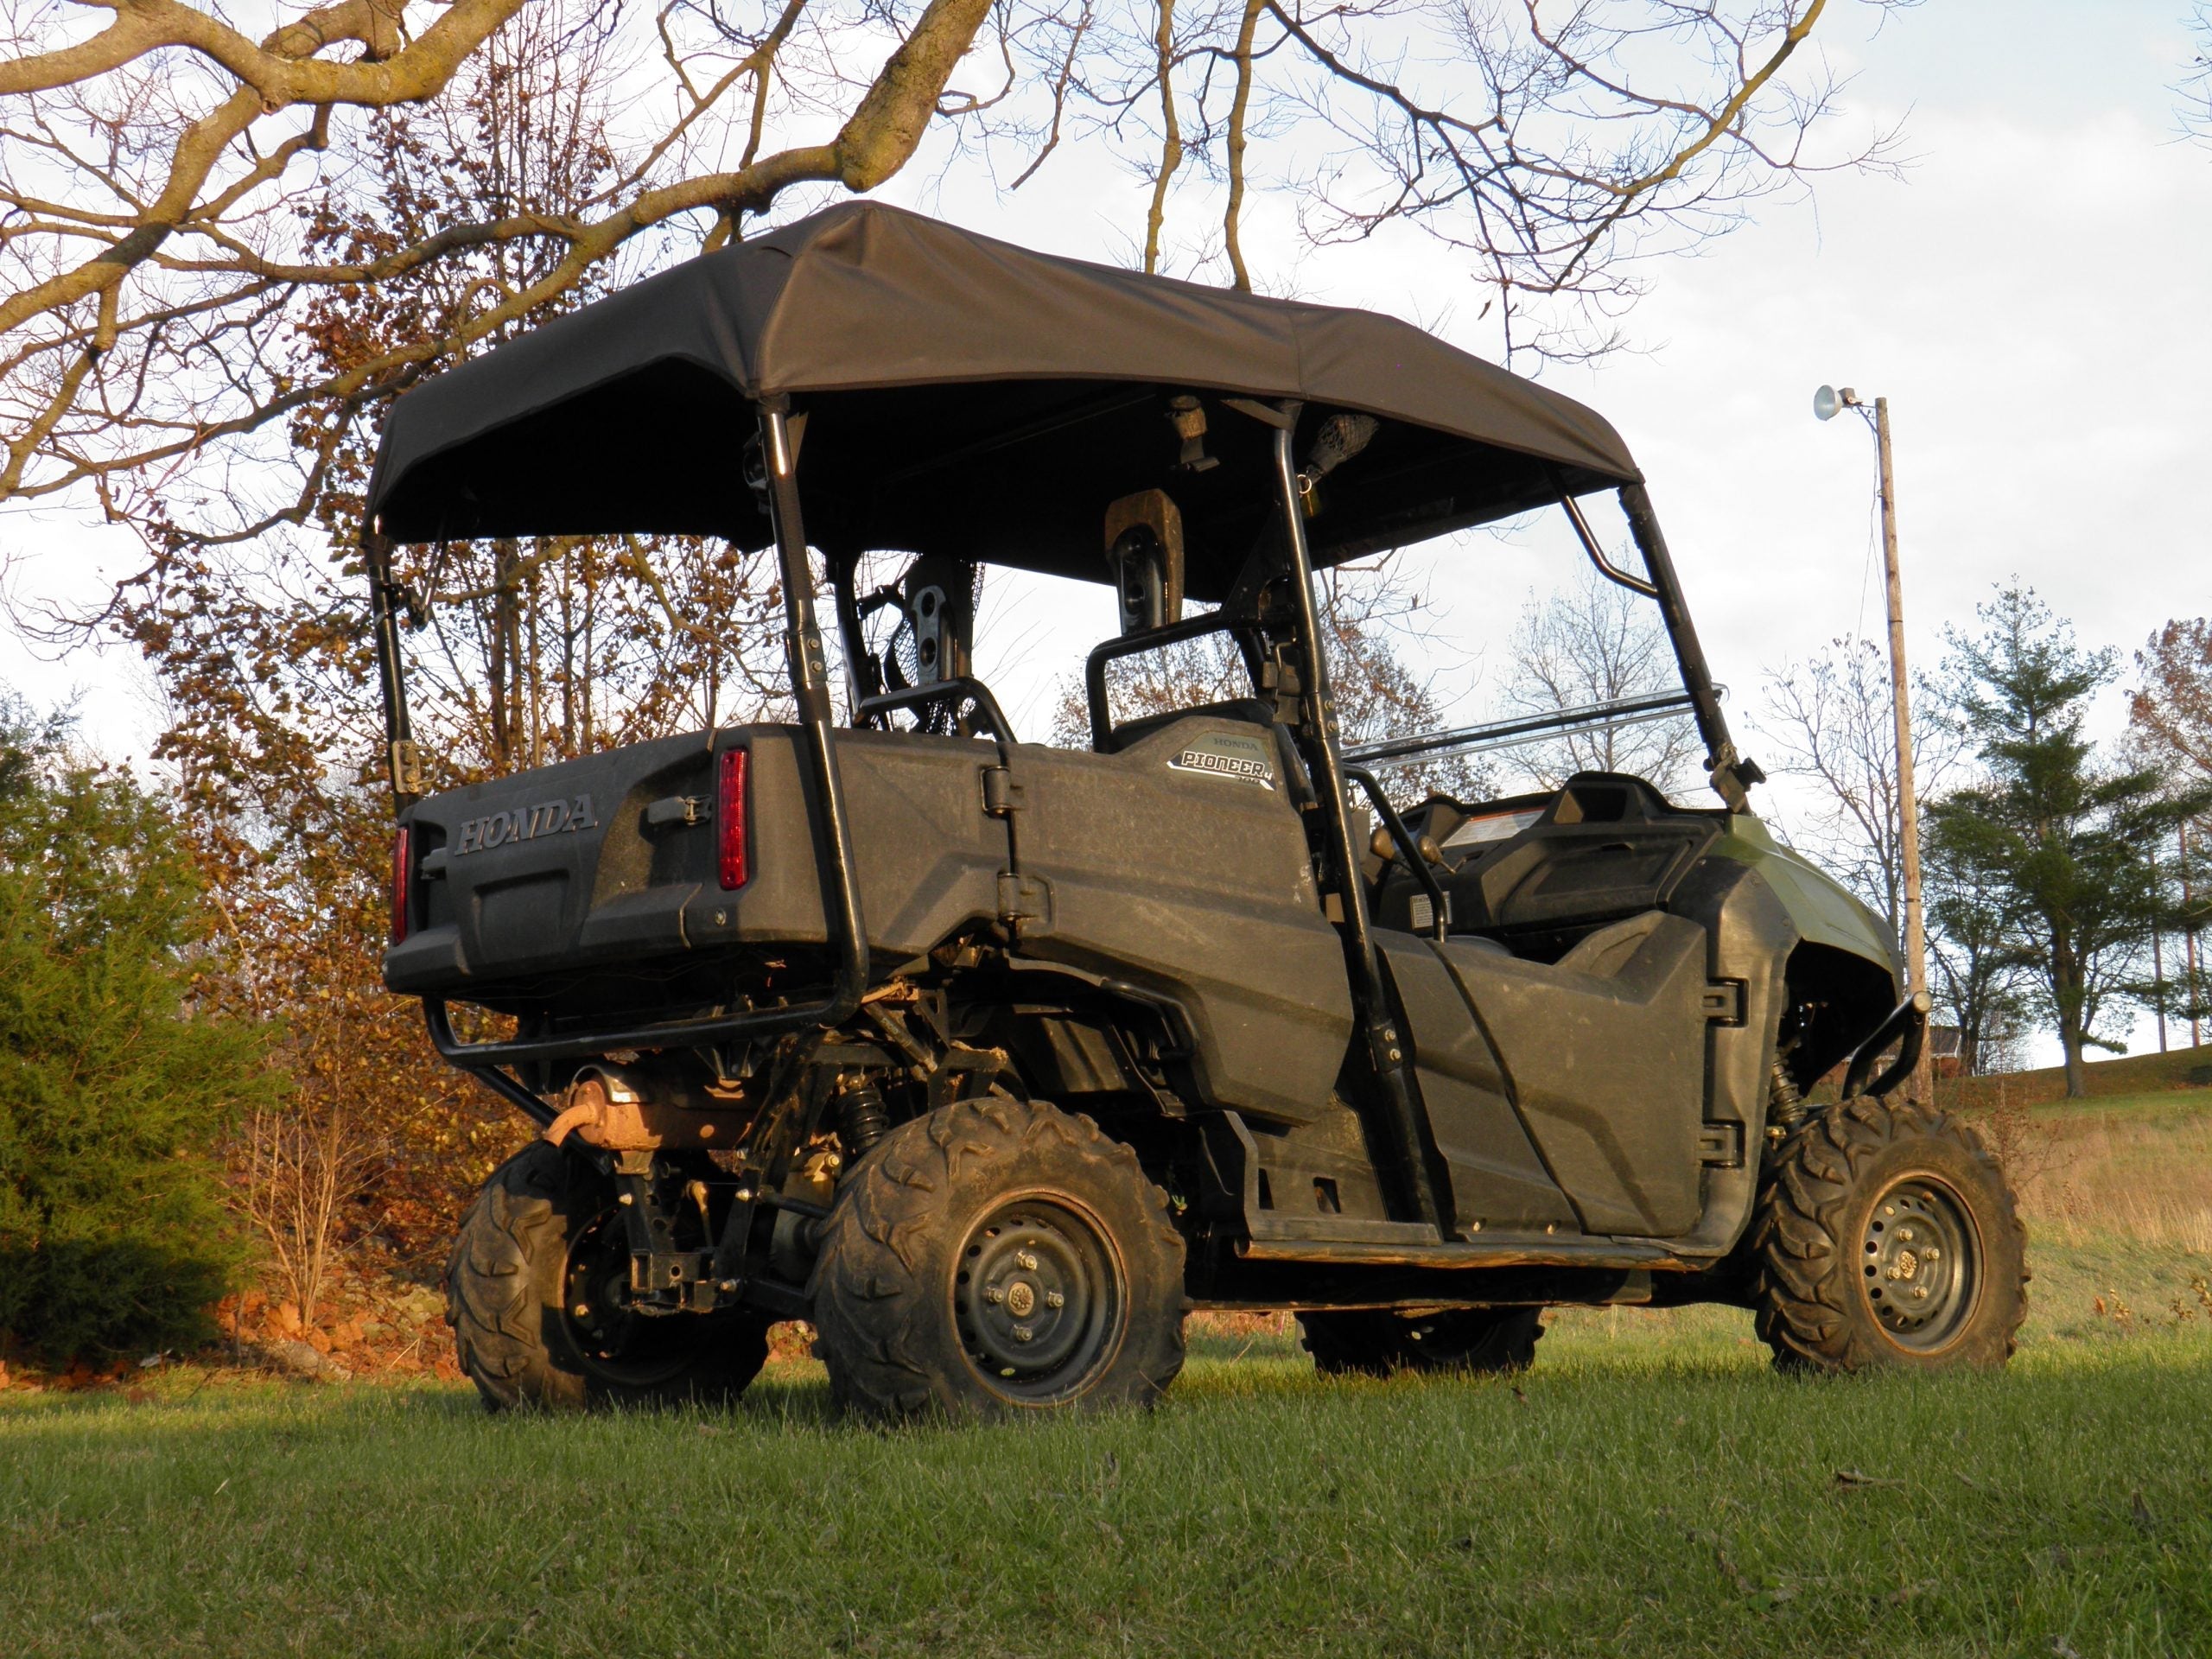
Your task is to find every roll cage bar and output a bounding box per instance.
[361,397,1758,1215]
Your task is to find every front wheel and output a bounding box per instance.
[809,1096,1187,1423]
[1751,1095,2028,1372]
[445,1140,772,1411]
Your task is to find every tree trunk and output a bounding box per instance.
[491,538,521,766]
[2053,935,2087,1098]
[2058,1022,2086,1098]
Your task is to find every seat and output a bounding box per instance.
[1097,697,1275,754]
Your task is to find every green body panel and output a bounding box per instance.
[1711,815,1902,992]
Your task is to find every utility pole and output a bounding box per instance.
[2152,836,2170,1052]
[1817,386,1931,1100]
[2186,821,2203,1051]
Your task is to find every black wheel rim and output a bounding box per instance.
[952,1193,1127,1403]
[1860,1176,1980,1352]
[560,1207,696,1386]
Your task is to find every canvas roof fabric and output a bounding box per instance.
[365,201,1642,599]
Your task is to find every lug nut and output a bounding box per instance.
[983,1285,1003,1305]
[1045,1290,1065,1309]
[1015,1250,1038,1271]
[1012,1325,1033,1343]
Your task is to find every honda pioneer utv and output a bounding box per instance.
[363,203,2024,1418]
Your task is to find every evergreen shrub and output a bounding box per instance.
[0,702,267,1359]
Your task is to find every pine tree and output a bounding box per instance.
[0,699,269,1360]
[1926,588,2212,1097]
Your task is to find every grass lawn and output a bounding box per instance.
[5,1084,2208,1657]
[5,1240,2209,1657]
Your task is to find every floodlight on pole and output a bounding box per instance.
[1815,382,1930,1099]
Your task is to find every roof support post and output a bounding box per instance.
[364,518,421,813]
[827,550,883,722]
[1269,414,1446,1236]
[1617,483,1763,811]
[758,398,870,1024]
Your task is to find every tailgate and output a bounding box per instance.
[382,725,1006,999]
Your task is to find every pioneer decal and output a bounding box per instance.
[453,793,599,855]
[1168,730,1274,789]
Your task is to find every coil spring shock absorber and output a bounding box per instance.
[836,1077,891,1159]
[1766,1058,1807,1147]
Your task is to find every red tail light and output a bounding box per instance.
[717,747,749,890]
[391,823,411,944]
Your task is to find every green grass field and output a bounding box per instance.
[5,1087,2209,1657]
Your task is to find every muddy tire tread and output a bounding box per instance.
[1750,1093,2028,1372]
[810,1096,1185,1423]
[444,1140,768,1412]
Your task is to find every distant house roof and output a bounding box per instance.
[1928,1024,1963,1058]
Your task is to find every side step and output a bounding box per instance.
[1234,1215,1685,1272]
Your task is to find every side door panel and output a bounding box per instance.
[1009,719,1355,1123]
[1431,912,1708,1237]
[1375,936,1578,1234]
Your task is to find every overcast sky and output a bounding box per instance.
[5,0,2208,1056]
[898,0,2212,743]
[916,0,2212,1058]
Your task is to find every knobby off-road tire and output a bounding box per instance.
[809,1096,1186,1423]
[1298,1306,1542,1378]
[1751,1094,2027,1372]
[445,1140,772,1412]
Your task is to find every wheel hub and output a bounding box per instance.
[1861,1178,1979,1351]
[954,1198,1123,1401]
[558,1206,695,1383]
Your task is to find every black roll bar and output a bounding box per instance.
[1560,493,1658,599]
[396,401,873,1079]
[1083,609,1246,751]
[1268,412,1446,1236]
[1616,483,1764,811]
[1842,989,1931,1102]
[365,523,423,810]
[859,677,1018,744]
[1344,766,1448,944]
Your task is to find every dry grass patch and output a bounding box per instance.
[1955,1090,2212,1256]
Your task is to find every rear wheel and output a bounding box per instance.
[1299,1306,1542,1378]
[1751,1094,2027,1372]
[445,1140,771,1411]
[809,1096,1186,1423]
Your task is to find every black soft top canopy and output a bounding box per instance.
[365,201,1641,600]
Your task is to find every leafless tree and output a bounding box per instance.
[2132,618,2212,788]
[237,1095,372,1333]
[2128,617,2212,1040]
[1753,634,1961,945]
[1498,568,1700,795]
[1,0,1904,550]
[2182,5,2212,146]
